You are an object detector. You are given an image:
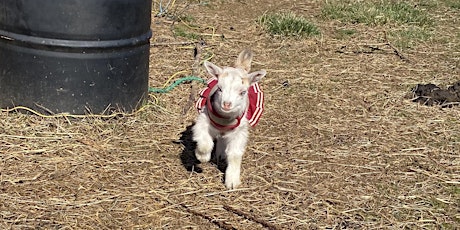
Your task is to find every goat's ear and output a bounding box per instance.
[204,61,223,78]
[248,70,266,84]
[235,49,253,72]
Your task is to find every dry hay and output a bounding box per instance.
[1,0,460,229]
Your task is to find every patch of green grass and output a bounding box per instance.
[321,1,433,26]
[388,27,432,49]
[415,0,441,9]
[335,28,356,39]
[178,14,196,23]
[429,197,449,210]
[441,223,458,230]
[171,12,202,40]
[172,26,199,40]
[258,12,320,38]
[445,0,460,9]
[448,184,460,195]
[417,0,460,10]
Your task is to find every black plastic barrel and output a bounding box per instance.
[0,0,152,114]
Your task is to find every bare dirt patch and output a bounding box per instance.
[1,0,459,229]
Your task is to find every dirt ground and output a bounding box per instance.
[1,0,459,229]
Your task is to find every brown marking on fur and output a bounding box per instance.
[218,72,229,79]
[242,77,250,86]
[235,49,253,72]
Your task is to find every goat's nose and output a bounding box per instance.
[223,102,232,110]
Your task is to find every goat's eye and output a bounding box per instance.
[240,90,247,96]
[216,87,222,92]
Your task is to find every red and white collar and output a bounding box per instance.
[195,77,264,131]
[205,84,244,131]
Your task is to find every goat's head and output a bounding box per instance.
[204,50,266,117]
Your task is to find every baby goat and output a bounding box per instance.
[193,49,266,189]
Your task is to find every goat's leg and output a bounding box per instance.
[224,128,248,189]
[225,151,243,189]
[192,114,214,163]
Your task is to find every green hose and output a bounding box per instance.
[148,76,206,93]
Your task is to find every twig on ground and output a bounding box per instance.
[384,31,409,62]
[2,171,46,185]
[181,204,236,230]
[183,41,204,114]
[223,205,281,230]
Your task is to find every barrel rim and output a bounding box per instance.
[0,29,152,48]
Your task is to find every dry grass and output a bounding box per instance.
[1,0,459,229]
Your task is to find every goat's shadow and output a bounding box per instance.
[176,124,227,174]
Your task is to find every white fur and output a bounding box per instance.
[192,50,266,189]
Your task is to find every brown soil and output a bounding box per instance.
[1,0,459,229]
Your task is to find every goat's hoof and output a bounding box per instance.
[195,142,213,163]
[225,177,241,190]
[196,152,211,163]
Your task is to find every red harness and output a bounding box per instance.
[195,77,264,130]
